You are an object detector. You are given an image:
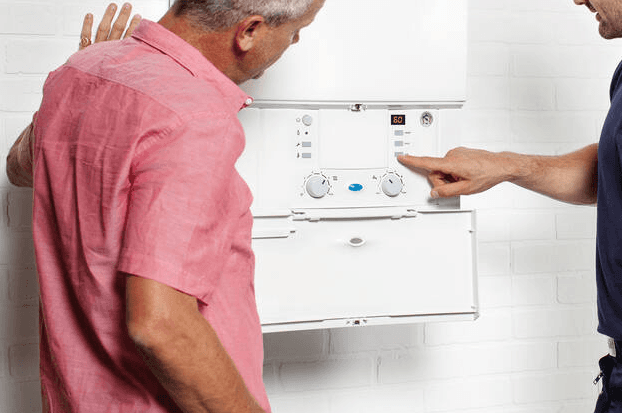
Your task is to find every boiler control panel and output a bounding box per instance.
[236,107,461,215]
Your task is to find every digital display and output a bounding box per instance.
[391,114,406,126]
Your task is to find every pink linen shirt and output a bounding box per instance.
[32,20,269,412]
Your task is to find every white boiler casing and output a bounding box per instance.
[236,0,477,332]
[242,0,467,104]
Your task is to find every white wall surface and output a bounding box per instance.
[0,0,615,411]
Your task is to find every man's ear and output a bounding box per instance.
[235,15,266,53]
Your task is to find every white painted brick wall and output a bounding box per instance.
[462,110,510,143]
[510,112,599,144]
[558,272,598,304]
[1,0,615,412]
[0,4,56,36]
[511,78,556,111]
[477,242,511,276]
[329,387,425,413]
[6,40,77,74]
[556,209,597,240]
[465,77,510,110]
[329,324,423,354]
[559,337,609,368]
[0,78,46,113]
[513,307,597,339]
[513,241,594,274]
[278,358,374,392]
[477,276,511,308]
[378,344,514,383]
[556,78,612,111]
[425,310,513,345]
[511,341,557,371]
[512,275,556,307]
[426,376,513,411]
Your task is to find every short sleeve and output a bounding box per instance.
[118,114,244,304]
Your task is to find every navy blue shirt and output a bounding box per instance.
[597,60,622,340]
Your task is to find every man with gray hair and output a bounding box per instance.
[6,1,324,412]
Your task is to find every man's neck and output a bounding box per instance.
[158,10,242,84]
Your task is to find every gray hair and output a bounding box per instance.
[173,0,317,30]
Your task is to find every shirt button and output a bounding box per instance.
[245,98,253,106]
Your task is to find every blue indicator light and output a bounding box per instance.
[349,184,364,192]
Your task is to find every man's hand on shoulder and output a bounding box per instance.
[79,2,141,50]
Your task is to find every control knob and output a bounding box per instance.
[381,173,404,197]
[305,174,330,198]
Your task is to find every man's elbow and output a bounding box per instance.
[127,314,192,359]
[6,153,33,188]
[127,317,165,352]
[7,123,35,188]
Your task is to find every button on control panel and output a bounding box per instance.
[305,174,331,198]
[380,172,404,197]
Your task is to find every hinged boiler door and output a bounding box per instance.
[252,210,477,331]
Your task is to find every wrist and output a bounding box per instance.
[499,151,534,184]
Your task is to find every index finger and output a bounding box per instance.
[397,154,447,173]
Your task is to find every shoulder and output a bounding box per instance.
[43,38,247,161]
[65,39,235,120]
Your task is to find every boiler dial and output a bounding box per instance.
[305,174,330,198]
[381,173,404,197]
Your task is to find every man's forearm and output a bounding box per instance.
[126,276,266,413]
[6,123,34,188]
[507,143,598,205]
[398,143,599,203]
[133,318,265,413]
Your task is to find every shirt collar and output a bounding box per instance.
[131,19,253,112]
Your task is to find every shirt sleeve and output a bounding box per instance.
[117,114,244,304]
